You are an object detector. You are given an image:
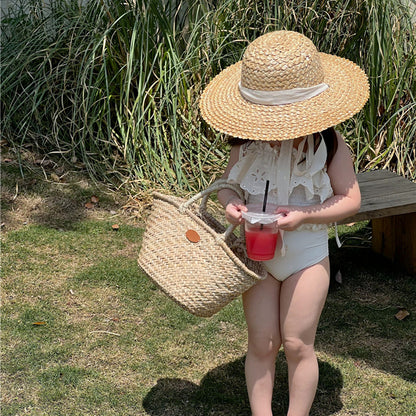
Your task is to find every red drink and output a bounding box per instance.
[245,228,279,261]
[242,204,281,261]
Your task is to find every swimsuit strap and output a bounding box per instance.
[275,140,293,206]
[293,135,314,176]
[275,140,294,256]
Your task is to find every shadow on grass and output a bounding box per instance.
[1,160,119,231]
[323,224,416,383]
[142,356,343,416]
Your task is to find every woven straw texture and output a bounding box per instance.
[138,183,267,317]
[199,31,369,141]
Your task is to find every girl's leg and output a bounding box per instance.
[242,274,282,416]
[280,258,330,416]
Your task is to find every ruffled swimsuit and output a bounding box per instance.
[227,136,334,281]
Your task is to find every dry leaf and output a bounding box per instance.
[50,173,60,182]
[335,270,342,284]
[91,195,99,203]
[85,202,95,209]
[32,321,46,326]
[112,224,120,231]
[395,309,410,321]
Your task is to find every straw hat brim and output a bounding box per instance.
[199,53,369,141]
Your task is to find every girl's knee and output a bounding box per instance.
[283,336,315,361]
[248,333,281,359]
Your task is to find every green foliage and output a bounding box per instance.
[1,0,415,193]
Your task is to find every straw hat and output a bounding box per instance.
[199,31,369,141]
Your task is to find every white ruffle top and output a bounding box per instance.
[227,135,333,220]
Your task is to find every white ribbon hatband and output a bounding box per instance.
[239,82,328,105]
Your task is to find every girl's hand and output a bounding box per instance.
[225,198,247,225]
[275,206,307,231]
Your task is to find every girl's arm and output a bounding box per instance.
[277,132,361,231]
[217,144,248,225]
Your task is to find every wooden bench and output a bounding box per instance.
[340,170,416,275]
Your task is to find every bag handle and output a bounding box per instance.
[180,179,245,240]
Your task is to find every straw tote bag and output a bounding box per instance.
[138,179,267,317]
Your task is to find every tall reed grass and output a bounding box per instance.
[1,0,415,192]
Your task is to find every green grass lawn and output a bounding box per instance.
[1,161,415,415]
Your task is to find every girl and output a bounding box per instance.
[199,31,369,416]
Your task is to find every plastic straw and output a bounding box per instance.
[260,180,270,230]
[262,180,270,212]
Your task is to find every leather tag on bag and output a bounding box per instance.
[186,229,200,243]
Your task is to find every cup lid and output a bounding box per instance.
[242,205,284,224]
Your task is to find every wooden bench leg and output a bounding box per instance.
[372,213,416,275]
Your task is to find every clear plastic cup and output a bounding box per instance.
[242,204,282,261]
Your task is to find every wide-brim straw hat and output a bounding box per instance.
[199,30,370,141]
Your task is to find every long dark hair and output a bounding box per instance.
[227,126,338,166]
[316,126,338,167]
